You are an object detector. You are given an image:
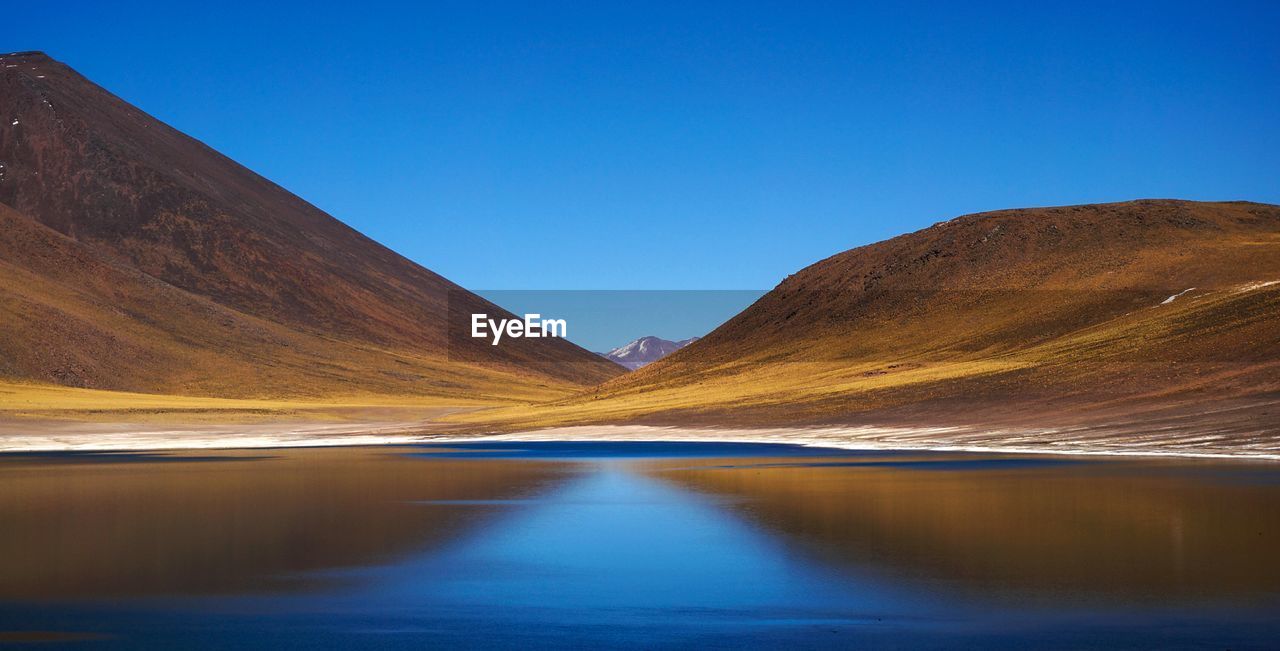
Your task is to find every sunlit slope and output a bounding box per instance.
[0,51,621,402]
[458,200,1280,431]
[0,204,581,402]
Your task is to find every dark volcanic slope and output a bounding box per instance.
[558,200,1280,433]
[0,51,621,397]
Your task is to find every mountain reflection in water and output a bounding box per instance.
[642,453,1280,604]
[0,442,1277,649]
[0,447,568,598]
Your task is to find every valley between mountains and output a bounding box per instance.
[2,52,1277,456]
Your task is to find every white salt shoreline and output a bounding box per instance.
[0,420,432,453]
[1,422,1277,461]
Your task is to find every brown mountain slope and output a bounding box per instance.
[461,200,1280,435]
[0,51,621,398]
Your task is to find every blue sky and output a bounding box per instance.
[5,1,1279,294]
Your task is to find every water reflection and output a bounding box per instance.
[645,453,1280,605]
[0,447,569,599]
[0,443,1278,648]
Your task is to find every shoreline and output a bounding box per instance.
[1,421,1276,461]
[427,425,1280,462]
[0,411,448,453]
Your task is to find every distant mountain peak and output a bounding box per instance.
[600,336,700,370]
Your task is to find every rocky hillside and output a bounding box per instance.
[0,51,621,398]
[484,200,1280,439]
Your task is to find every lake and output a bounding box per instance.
[1,441,1278,649]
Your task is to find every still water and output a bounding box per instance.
[1,442,1278,649]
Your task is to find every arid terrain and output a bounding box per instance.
[2,53,1277,457]
[450,200,1280,455]
[0,51,621,410]
[8,199,1275,457]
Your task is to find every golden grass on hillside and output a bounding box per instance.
[0,225,595,405]
[5,280,1274,433]
[0,381,513,423]
[445,280,1280,431]
[0,54,622,397]
[445,359,1032,430]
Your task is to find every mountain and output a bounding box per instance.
[482,200,1280,436]
[0,51,622,400]
[601,336,699,370]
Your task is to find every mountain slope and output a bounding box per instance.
[601,336,699,370]
[0,51,621,399]
[463,200,1280,435]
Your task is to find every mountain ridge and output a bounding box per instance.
[453,199,1280,439]
[0,51,622,398]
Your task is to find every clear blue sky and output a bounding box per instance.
[5,1,1279,292]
